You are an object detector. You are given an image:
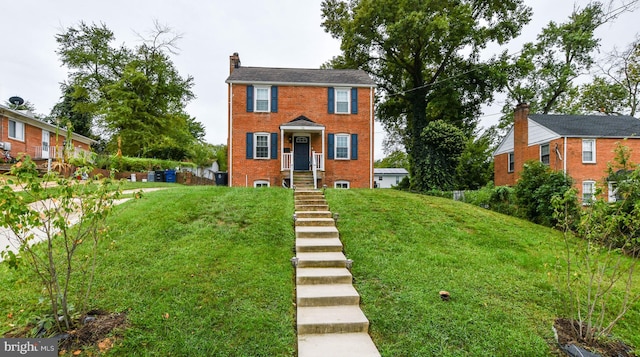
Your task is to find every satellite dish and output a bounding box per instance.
[9,96,24,106]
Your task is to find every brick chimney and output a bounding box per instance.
[229,52,241,74]
[513,102,530,178]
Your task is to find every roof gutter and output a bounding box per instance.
[226,80,376,88]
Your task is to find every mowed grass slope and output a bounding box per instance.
[325,189,640,356]
[1,186,297,356]
[2,186,638,356]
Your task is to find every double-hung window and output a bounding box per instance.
[335,89,350,114]
[254,133,270,159]
[508,152,515,173]
[582,181,596,205]
[335,134,350,159]
[582,139,596,163]
[8,120,24,141]
[255,87,270,112]
[540,144,550,165]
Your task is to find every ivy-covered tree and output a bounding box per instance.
[412,120,466,191]
[321,0,532,191]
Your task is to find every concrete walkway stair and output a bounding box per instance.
[292,171,315,190]
[293,189,380,356]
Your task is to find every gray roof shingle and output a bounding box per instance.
[529,114,640,137]
[226,67,376,87]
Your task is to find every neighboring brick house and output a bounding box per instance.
[0,104,94,162]
[494,103,640,203]
[225,53,376,188]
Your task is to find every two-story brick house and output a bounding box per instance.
[1,104,94,163]
[225,53,376,188]
[494,103,640,202]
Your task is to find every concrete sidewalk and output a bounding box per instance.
[0,187,167,262]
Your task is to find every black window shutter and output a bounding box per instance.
[270,133,278,159]
[271,86,278,113]
[246,85,254,112]
[328,87,335,114]
[246,132,253,159]
[351,134,358,160]
[327,133,335,160]
[351,88,358,114]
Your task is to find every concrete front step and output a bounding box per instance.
[296,211,333,219]
[295,204,329,211]
[295,199,327,205]
[296,237,343,253]
[297,305,369,334]
[296,226,339,238]
[296,267,353,285]
[296,252,347,268]
[297,284,360,307]
[298,333,381,357]
[295,217,335,227]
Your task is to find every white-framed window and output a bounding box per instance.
[608,182,619,203]
[335,134,350,159]
[582,180,596,205]
[540,143,550,165]
[508,152,515,173]
[582,139,596,163]
[335,181,350,189]
[335,88,350,114]
[8,120,25,141]
[255,86,270,112]
[395,176,400,184]
[254,180,270,188]
[254,133,270,159]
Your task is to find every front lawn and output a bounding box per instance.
[0,186,296,356]
[325,189,640,356]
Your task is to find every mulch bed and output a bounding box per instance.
[3,310,128,354]
[554,318,636,357]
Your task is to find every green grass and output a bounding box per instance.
[324,188,640,356]
[0,186,296,356]
[1,186,638,356]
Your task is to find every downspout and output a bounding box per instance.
[563,136,567,175]
[370,87,374,189]
[228,83,233,187]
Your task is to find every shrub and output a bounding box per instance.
[514,161,578,227]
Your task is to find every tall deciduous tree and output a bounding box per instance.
[321,0,532,191]
[500,1,638,127]
[54,21,202,160]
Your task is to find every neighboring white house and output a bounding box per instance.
[374,168,408,188]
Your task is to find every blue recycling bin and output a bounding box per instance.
[165,169,176,183]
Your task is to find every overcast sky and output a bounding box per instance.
[1,0,638,159]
